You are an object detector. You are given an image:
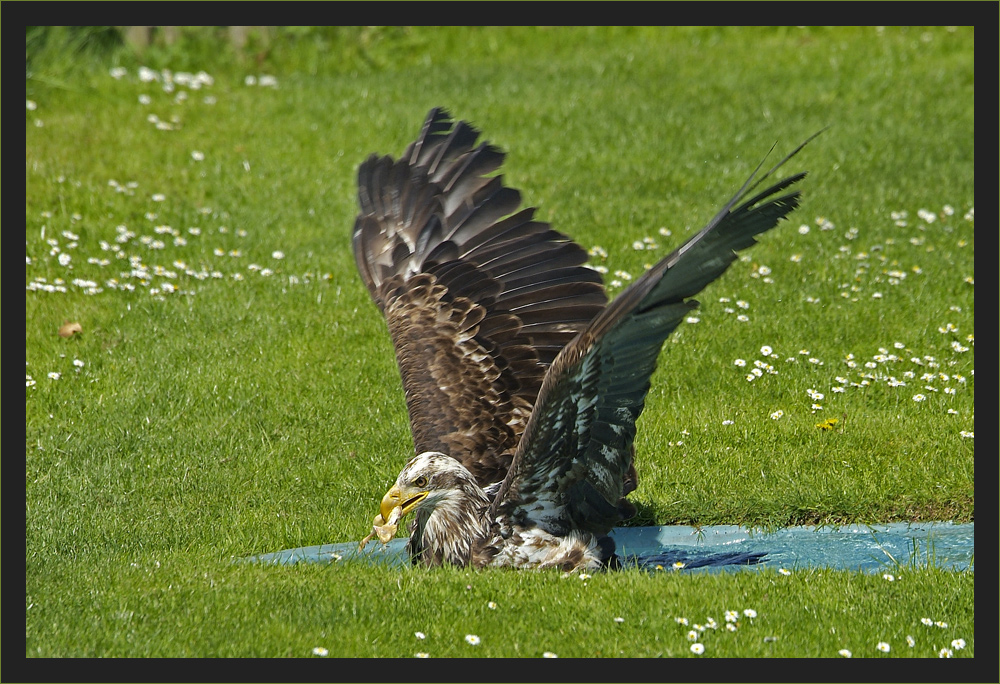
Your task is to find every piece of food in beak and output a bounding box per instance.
[358,505,402,550]
[376,505,402,542]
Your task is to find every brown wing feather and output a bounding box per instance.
[378,273,531,483]
[353,108,608,485]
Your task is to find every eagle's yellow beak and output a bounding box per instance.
[380,483,429,521]
[360,483,431,550]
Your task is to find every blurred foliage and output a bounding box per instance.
[26,26,125,86]
[26,26,456,89]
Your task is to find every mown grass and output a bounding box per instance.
[26,26,973,659]
[27,558,973,660]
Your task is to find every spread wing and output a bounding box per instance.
[353,108,608,486]
[491,136,817,537]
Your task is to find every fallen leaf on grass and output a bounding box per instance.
[59,321,83,338]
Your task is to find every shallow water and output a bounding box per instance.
[245,521,973,573]
[608,521,974,573]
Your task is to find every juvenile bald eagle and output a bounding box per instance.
[354,108,812,570]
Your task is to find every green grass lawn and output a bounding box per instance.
[26,27,973,658]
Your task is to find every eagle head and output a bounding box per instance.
[366,451,494,565]
[380,451,483,522]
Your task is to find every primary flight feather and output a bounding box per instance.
[355,108,813,570]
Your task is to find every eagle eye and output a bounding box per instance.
[414,476,428,488]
